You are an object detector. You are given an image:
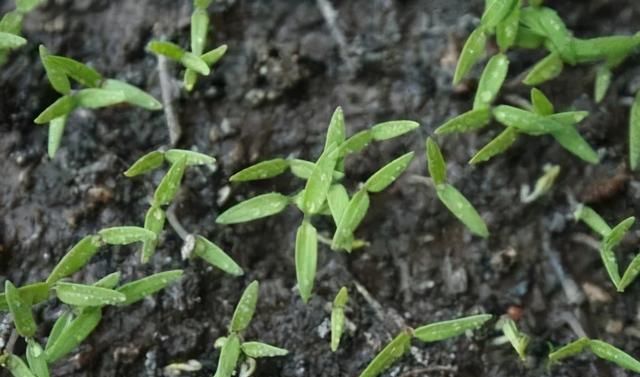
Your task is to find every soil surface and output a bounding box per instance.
[2,0,640,376]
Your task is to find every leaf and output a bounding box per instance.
[229,158,289,182]
[164,149,216,166]
[124,150,165,177]
[55,282,125,306]
[493,105,563,135]
[295,220,317,303]
[426,137,447,186]
[153,156,187,206]
[117,270,183,306]
[436,184,489,238]
[241,342,289,358]
[43,55,103,88]
[0,11,23,35]
[332,189,370,252]
[364,152,414,193]
[213,333,240,377]
[302,144,339,215]
[573,35,640,64]
[194,235,244,276]
[201,44,228,66]
[358,330,412,377]
[327,184,350,225]
[98,226,156,245]
[26,339,49,377]
[93,272,122,289]
[44,307,102,363]
[594,65,612,103]
[514,26,545,49]
[414,314,492,342]
[603,216,635,252]
[46,235,102,285]
[47,115,67,158]
[34,96,76,124]
[288,159,344,181]
[230,280,259,333]
[548,111,589,125]
[45,311,73,351]
[480,0,516,31]
[101,79,162,110]
[0,282,49,312]
[180,52,210,75]
[530,88,554,116]
[148,40,185,60]
[216,192,290,224]
[74,88,126,109]
[619,253,640,292]
[631,90,640,171]
[325,107,346,151]
[521,164,560,203]
[469,127,519,164]
[473,53,509,110]
[195,0,214,9]
[5,281,37,337]
[2,354,36,377]
[331,287,348,352]
[39,45,70,95]
[190,9,209,56]
[453,28,487,85]
[496,0,520,51]
[16,0,43,12]
[501,318,529,360]
[435,108,491,135]
[549,124,599,164]
[573,204,611,237]
[141,206,166,263]
[588,340,640,373]
[370,120,419,141]
[338,130,373,157]
[548,337,590,365]
[0,31,26,49]
[523,52,563,86]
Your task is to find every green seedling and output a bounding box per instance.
[500,317,529,360]
[574,204,640,292]
[358,314,492,377]
[0,0,44,65]
[520,164,560,203]
[217,107,418,302]
[331,287,348,352]
[425,138,489,238]
[35,46,162,157]
[630,90,640,171]
[213,281,288,377]
[549,337,640,374]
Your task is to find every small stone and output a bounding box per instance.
[605,319,623,334]
[582,282,612,303]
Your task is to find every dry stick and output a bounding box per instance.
[353,281,407,330]
[157,55,182,145]
[315,0,355,70]
[541,235,585,306]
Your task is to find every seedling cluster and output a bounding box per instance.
[0,0,43,65]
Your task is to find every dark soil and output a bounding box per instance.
[2,0,640,376]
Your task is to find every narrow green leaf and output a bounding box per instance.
[45,311,72,351]
[184,68,199,92]
[153,156,187,206]
[190,9,209,56]
[549,337,590,365]
[93,272,121,289]
[164,149,215,166]
[573,204,611,237]
[201,44,228,66]
[480,0,516,31]
[74,88,126,109]
[573,35,640,64]
[302,145,339,215]
[229,158,289,182]
[5,281,37,337]
[216,192,290,224]
[600,244,622,291]
[426,138,446,186]
[436,184,489,238]
[141,206,166,263]
[469,127,519,164]
[530,88,554,116]
[473,53,509,110]
[331,287,348,352]
[332,189,370,252]
[496,0,520,51]
[414,314,492,342]
[39,45,70,95]
[148,40,184,60]
[98,226,155,245]
[327,184,349,225]
[124,150,165,177]
[523,52,563,86]
[43,55,103,88]
[47,115,67,158]
[44,307,102,363]
[241,342,289,358]
[619,253,640,292]
[0,11,24,35]
[46,235,102,285]
[364,152,414,193]
[453,28,487,85]
[0,31,26,49]
[117,270,183,306]
[180,52,210,75]
[338,130,373,157]
[194,235,244,276]
[589,340,640,373]
[550,125,599,164]
[34,96,76,124]
[0,282,49,312]
[55,282,125,306]
[230,280,259,333]
[288,159,344,181]
[502,318,529,360]
[370,120,419,141]
[493,105,563,135]
[630,90,640,171]
[325,107,346,151]
[594,65,612,103]
[295,220,317,303]
[195,0,214,9]
[514,26,545,49]
[26,339,50,377]
[2,354,36,377]
[548,111,589,125]
[435,108,491,135]
[213,333,240,377]
[358,330,412,377]
[101,79,162,110]
[16,0,43,12]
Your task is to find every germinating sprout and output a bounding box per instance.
[519,163,560,203]
[35,45,162,158]
[630,89,640,171]
[0,0,44,65]
[549,337,640,373]
[425,138,489,238]
[499,317,529,361]
[212,281,288,377]
[358,314,492,377]
[217,106,418,302]
[331,287,349,352]
[574,204,640,292]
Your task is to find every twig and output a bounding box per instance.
[354,281,407,330]
[542,236,585,305]
[399,365,458,376]
[166,202,190,241]
[157,55,182,145]
[315,0,355,70]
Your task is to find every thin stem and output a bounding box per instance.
[157,55,182,145]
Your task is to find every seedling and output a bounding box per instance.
[35,46,162,157]
[213,281,288,377]
[358,314,492,377]
[425,137,489,238]
[330,287,348,352]
[0,0,43,65]
[574,205,640,292]
[499,317,529,361]
[217,107,419,302]
[147,0,227,91]
[519,163,560,203]
[549,337,640,374]
[630,90,640,171]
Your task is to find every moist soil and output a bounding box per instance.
[2,0,640,376]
